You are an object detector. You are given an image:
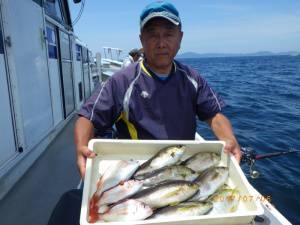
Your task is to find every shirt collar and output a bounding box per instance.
[141,59,176,77]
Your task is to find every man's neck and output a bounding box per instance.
[146,62,173,75]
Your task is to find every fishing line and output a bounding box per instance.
[72,0,86,26]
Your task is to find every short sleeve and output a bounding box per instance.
[78,78,121,135]
[195,74,225,121]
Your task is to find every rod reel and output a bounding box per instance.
[241,147,260,179]
[241,147,300,179]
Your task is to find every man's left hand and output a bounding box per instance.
[223,139,242,163]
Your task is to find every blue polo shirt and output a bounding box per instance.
[78,60,224,140]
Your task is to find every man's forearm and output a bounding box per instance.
[206,113,237,142]
[206,113,242,163]
[74,116,94,148]
[74,116,96,178]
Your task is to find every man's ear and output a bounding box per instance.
[177,31,183,50]
[139,34,143,44]
[180,31,184,42]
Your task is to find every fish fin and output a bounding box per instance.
[88,198,100,223]
[89,194,100,210]
[207,194,217,202]
[88,214,99,223]
[229,205,238,212]
[169,201,180,206]
[220,183,231,190]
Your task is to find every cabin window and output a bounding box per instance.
[0,22,3,54]
[59,30,75,117]
[88,51,93,62]
[76,44,82,61]
[45,0,72,29]
[45,0,64,23]
[59,31,71,60]
[82,47,88,63]
[32,0,43,7]
[79,82,83,101]
[82,48,91,98]
[46,26,57,59]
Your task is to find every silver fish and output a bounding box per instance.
[181,152,220,172]
[151,201,213,219]
[95,159,139,196]
[89,160,139,219]
[101,199,153,222]
[135,165,198,186]
[133,180,199,209]
[190,167,229,201]
[99,180,144,206]
[134,145,186,177]
[208,188,240,214]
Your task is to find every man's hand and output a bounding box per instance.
[74,117,95,178]
[223,139,242,164]
[76,146,97,178]
[206,113,242,164]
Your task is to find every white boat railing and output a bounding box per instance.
[102,47,123,62]
[93,47,124,81]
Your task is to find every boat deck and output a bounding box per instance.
[0,116,80,225]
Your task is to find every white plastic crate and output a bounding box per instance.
[80,139,263,225]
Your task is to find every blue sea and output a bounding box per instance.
[178,56,300,224]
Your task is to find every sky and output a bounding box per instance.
[69,0,300,56]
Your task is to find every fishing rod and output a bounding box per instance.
[240,147,300,179]
[255,149,300,160]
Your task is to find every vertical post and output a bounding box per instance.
[96,52,102,83]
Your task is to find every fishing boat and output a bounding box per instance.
[0,0,293,225]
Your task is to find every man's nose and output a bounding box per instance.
[157,35,166,48]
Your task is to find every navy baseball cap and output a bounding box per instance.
[140,1,181,30]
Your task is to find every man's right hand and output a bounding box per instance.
[76,146,97,178]
[74,117,95,178]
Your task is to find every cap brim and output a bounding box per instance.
[141,14,180,30]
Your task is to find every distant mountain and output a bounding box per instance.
[176,51,300,58]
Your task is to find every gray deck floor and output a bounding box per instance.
[0,116,80,225]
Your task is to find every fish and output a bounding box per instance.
[190,167,229,201]
[135,165,198,186]
[134,145,186,177]
[89,160,139,223]
[99,180,144,206]
[133,180,199,209]
[95,160,140,195]
[181,152,220,172]
[150,201,213,219]
[208,188,240,214]
[100,199,153,222]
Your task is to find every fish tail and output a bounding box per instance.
[88,194,101,223]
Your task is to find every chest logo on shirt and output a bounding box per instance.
[141,91,149,98]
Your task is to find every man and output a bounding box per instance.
[75,1,242,178]
[122,48,141,68]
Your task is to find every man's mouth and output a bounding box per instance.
[156,53,169,56]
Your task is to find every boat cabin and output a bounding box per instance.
[0,0,96,199]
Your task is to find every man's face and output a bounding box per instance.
[140,18,183,73]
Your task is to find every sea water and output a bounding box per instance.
[178,55,300,224]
